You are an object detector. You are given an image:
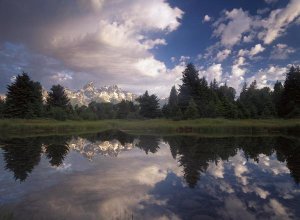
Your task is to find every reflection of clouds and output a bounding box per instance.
[230,151,249,185]
[252,153,290,176]
[254,187,270,199]
[207,160,224,178]
[54,162,72,172]
[218,196,255,220]
[1,139,300,219]
[135,165,167,187]
[265,199,292,220]
[6,144,182,220]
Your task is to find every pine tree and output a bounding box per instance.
[166,85,179,118]
[273,81,283,117]
[0,97,5,118]
[184,99,199,119]
[46,84,70,110]
[168,85,178,108]
[136,91,160,118]
[4,72,43,118]
[280,66,300,117]
[178,63,200,111]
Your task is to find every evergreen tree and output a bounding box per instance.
[46,84,70,110]
[116,100,137,119]
[273,81,283,117]
[178,63,200,111]
[184,99,199,119]
[280,66,300,118]
[165,86,180,118]
[168,85,178,107]
[0,97,4,118]
[136,91,160,118]
[174,108,183,120]
[4,72,43,118]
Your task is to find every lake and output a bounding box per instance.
[0,130,299,220]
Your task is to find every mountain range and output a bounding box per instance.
[64,82,137,106]
[1,82,168,106]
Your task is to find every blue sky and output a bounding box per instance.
[0,0,299,97]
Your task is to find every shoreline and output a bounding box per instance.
[0,118,299,138]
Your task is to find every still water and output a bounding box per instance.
[0,130,299,220]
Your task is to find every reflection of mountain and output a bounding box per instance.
[0,132,299,185]
[68,137,138,160]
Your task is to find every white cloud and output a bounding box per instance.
[243,34,254,43]
[249,44,265,56]
[199,63,223,82]
[259,0,300,44]
[203,15,212,23]
[270,43,295,60]
[265,0,278,4]
[179,56,191,63]
[216,49,231,62]
[0,0,184,96]
[257,8,270,15]
[50,72,73,82]
[238,44,265,58]
[247,65,287,88]
[134,56,167,77]
[226,57,247,91]
[213,8,252,47]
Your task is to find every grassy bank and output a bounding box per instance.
[0,118,299,138]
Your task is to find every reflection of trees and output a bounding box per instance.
[1,138,42,181]
[275,137,300,184]
[239,137,275,162]
[0,135,72,181]
[136,135,160,154]
[164,136,237,188]
[43,136,71,167]
[164,136,300,187]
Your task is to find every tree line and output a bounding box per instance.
[0,63,299,120]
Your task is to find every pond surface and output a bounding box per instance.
[0,130,300,220]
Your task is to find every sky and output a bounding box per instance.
[0,0,299,97]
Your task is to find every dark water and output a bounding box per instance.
[0,131,300,220]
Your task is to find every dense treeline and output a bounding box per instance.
[164,63,300,119]
[0,64,299,120]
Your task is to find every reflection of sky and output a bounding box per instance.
[0,140,299,220]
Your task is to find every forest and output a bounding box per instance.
[0,63,299,120]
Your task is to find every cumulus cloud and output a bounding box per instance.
[199,63,223,82]
[226,57,247,91]
[213,8,252,47]
[238,44,265,58]
[259,0,300,44]
[216,49,231,62]
[246,65,287,88]
[0,0,184,96]
[265,0,278,4]
[50,72,73,82]
[270,43,295,60]
[203,15,212,23]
